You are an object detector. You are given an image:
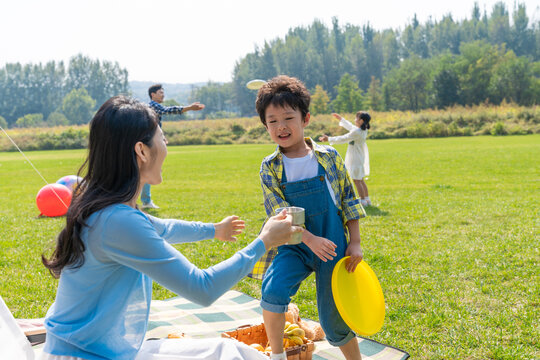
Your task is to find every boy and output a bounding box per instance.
[253,76,365,360]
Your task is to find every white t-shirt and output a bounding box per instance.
[282,151,337,205]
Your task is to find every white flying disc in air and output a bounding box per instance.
[246,79,266,90]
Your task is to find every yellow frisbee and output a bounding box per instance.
[331,257,385,336]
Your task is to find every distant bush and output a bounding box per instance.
[47,112,69,127]
[16,113,44,128]
[491,122,507,136]
[0,104,538,151]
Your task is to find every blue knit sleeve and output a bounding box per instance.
[97,206,266,306]
[145,213,215,244]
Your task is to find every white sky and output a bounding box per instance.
[1,0,538,84]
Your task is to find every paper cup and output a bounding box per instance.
[275,206,304,245]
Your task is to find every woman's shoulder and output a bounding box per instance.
[89,204,150,229]
[87,204,156,249]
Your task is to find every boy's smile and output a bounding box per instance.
[265,104,310,157]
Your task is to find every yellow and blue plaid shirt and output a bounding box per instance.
[249,138,365,280]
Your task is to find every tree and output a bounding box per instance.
[432,15,461,55]
[344,34,368,94]
[511,3,535,58]
[456,41,501,105]
[66,54,129,108]
[488,2,510,46]
[311,85,331,115]
[381,29,401,74]
[488,51,535,105]
[433,55,461,108]
[383,56,433,111]
[366,76,384,111]
[258,42,277,79]
[332,73,364,113]
[62,88,96,125]
[189,82,237,118]
[15,113,43,128]
[47,112,69,126]
[0,115,7,129]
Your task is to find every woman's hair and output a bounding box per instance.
[356,111,371,130]
[255,75,310,125]
[42,96,159,278]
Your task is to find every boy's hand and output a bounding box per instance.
[345,241,363,272]
[303,230,337,262]
[214,215,245,242]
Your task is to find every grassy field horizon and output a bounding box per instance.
[0,135,538,359]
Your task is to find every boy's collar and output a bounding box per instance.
[269,137,329,160]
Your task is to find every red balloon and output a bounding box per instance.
[36,184,72,217]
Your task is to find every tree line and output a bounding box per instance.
[190,1,539,117]
[1,2,538,127]
[0,55,129,128]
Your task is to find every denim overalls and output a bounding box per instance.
[261,162,356,346]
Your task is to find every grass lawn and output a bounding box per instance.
[0,135,538,359]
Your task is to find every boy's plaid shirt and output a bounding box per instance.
[249,138,365,280]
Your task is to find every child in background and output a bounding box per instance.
[320,112,371,207]
[252,76,365,360]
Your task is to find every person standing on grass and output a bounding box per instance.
[40,96,301,360]
[141,84,205,209]
[319,111,372,207]
[252,76,365,360]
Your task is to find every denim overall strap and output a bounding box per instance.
[278,161,354,345]
[281,162,345,243]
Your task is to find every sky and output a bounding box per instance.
[1,0,538,84]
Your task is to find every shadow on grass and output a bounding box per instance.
[36,214,65,219]
[364,206,389,217]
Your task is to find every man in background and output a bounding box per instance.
[141,84,205,209]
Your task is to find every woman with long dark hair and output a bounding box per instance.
[40,96,298,360]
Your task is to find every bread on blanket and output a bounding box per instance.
[285,303,325,341]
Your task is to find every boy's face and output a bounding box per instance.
[265,104,310,154]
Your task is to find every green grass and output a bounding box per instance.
[0,135,538,359]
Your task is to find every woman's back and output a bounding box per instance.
[44,204,154,360]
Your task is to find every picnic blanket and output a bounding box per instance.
[147,290,409,360]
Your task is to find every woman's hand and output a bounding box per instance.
[302,229,337,262]
[344,241,363,272]
[332,113,342,121]
[319,134,329,142]
[214,216,245,242]
[259,210,303,249]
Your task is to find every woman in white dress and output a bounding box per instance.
[319,111,371,207]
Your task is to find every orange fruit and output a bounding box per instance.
[249,343,265,352]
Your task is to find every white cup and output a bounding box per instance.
[275,206,305,245]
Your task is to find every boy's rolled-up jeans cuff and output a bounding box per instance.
[326,330,356,347]
[260,299,289,314]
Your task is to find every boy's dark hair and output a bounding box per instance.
[255,75,310,125]
[356,111,371,130]
[148,84,163,99]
